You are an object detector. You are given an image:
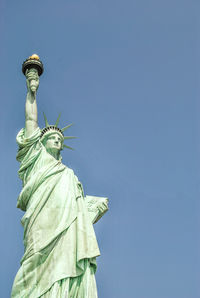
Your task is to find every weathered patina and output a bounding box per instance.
[11,55,108,298]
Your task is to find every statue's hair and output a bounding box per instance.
[40,126,64,142]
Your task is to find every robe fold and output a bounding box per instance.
[11,128,100,298]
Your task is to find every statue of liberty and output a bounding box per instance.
[11,55,108,298]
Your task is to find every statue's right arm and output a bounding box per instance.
[25,69,39,138]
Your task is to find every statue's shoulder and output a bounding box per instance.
[64,166,80,182]
[64,166,75,176]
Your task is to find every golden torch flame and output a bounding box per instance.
[29,54,40,60]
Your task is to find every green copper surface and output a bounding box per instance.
[11,60,108,298]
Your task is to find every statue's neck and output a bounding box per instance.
[46,148,60,160]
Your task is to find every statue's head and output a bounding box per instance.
[40,113,75,159]
[44,133,63,151]
[41,132,63,159]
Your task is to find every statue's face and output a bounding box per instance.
[45,133,63,152]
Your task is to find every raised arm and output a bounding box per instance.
[25,68,39,138]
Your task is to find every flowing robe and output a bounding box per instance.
[11,128,101,298]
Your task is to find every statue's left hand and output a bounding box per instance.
[97,200,108,214]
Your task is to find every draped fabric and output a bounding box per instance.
[11,128,100,298]
[42,260,97,298]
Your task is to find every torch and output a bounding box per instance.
[22,54,44,92]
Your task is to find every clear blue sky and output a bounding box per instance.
[0,0,199,297]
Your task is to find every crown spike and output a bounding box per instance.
[43,112,49,127]
[61,123,73,132]
[63,144,74,150]
[64,136,76,140]
[55,113,61,127]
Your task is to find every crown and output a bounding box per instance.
[40,113,75,150]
